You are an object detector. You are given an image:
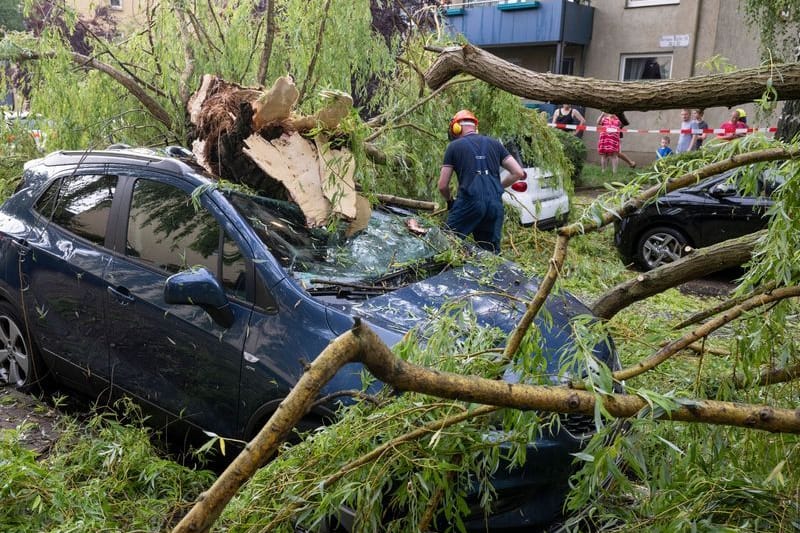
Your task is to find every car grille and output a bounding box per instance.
[560,413,596,438]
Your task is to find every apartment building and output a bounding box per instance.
[443,0,771,163]
[70,0,147,27]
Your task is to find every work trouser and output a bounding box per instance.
[446,194,504,253]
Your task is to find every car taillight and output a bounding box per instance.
[510,181,527,192]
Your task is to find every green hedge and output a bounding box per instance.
[554,129,586,186]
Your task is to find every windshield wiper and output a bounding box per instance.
[306,278,397,299]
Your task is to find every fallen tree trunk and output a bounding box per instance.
[173,320,800,533]
[591,231,765,320]
[424,44,800,113]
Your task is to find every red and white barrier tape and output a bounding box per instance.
[550,124,777,134]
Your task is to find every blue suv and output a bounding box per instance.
[0,148,618,530]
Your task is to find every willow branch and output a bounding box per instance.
[611,285,800,382]
[592,230,764,320]
[659,340,729,357]
[175,10,196,108]
[262,404,498,531]
[503,233,568,361]
[736,362,800,389]
[365,77,473,139]
[298,0,333,104]
[256,0,276,86]
[174,320,800,533]
[673,280,777,330]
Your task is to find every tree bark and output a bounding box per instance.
[173,320,800,533]
[592,231,765,320]
[612,285,800,382]
[424,44,800,113]
[737,362,800,388]
[12,50,174,129]
[256,0,276,86]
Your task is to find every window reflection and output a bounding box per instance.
[51,175,117,246]
[126,180,247,299]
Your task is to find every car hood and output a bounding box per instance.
[327,261,614,374]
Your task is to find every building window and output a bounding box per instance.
[550,57,575,75]
[626,0,679,7]
[110,0,123,10]
[620,54,672,81]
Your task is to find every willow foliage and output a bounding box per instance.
[2,1,567,200]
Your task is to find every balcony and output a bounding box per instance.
[443,0,594,47]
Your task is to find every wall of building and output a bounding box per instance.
[580,0,772,165]
[70,0,147,27]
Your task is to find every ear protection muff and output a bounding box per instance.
[450,120,462,137]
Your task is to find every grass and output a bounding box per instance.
[576,162,641,189]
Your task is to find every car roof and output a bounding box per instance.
[31,148,201,178]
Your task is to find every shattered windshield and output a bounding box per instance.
[226,191,451,291]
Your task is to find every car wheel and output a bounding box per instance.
[636,227,689,270]
[0,302,44,391]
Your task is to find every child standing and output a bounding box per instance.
[656,136,673,159]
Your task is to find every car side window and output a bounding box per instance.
[126,178,248,300]
[50,174,117,246]
[221,235,247,300]
[33,179,60,219]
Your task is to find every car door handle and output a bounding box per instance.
[108,285,135,305]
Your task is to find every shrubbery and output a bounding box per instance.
[553,129,587,185]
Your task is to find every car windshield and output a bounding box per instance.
[226,191,451,288]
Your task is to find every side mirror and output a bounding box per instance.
[164,268,235,328]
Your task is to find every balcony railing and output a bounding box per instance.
[442,0,593,47]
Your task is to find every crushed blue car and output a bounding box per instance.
[0,148,618,530]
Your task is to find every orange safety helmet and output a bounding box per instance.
[449,109,478,137]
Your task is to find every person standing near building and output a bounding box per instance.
[676,108,692,153]
[656,136,673,159]
[689,108,709,150]
[552,103,586,137]
[438,109,525,253]
[717,109,747,140]
[597,112,622,174]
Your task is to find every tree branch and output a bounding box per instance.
[365,77,473,141]
[611,285,800,382]
[298,0,333,104]
[173,320,800,533]
[591,231,765,320]
[262,404,499,531]
[673,280,776,330]
[736,362,800,388]
[13,50,173,129]
[256,0,276,86]
[424,44,800,112]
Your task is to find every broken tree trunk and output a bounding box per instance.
[173,320,800,533]
[591,231,765,320]
[424,44,800,113]
[188,75,364,227]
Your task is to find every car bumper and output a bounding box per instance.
[613,218,637,266]
[503,192,570,228]
[461,420,593,531]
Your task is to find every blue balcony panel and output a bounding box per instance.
[445,0,593,47]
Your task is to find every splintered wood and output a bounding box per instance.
[189,74,366,228]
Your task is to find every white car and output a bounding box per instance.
[502,166,569,229]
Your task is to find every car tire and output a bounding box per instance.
[635,227,690,270]
[0,301,46,392]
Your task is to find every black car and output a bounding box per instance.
[614,167,781,270]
